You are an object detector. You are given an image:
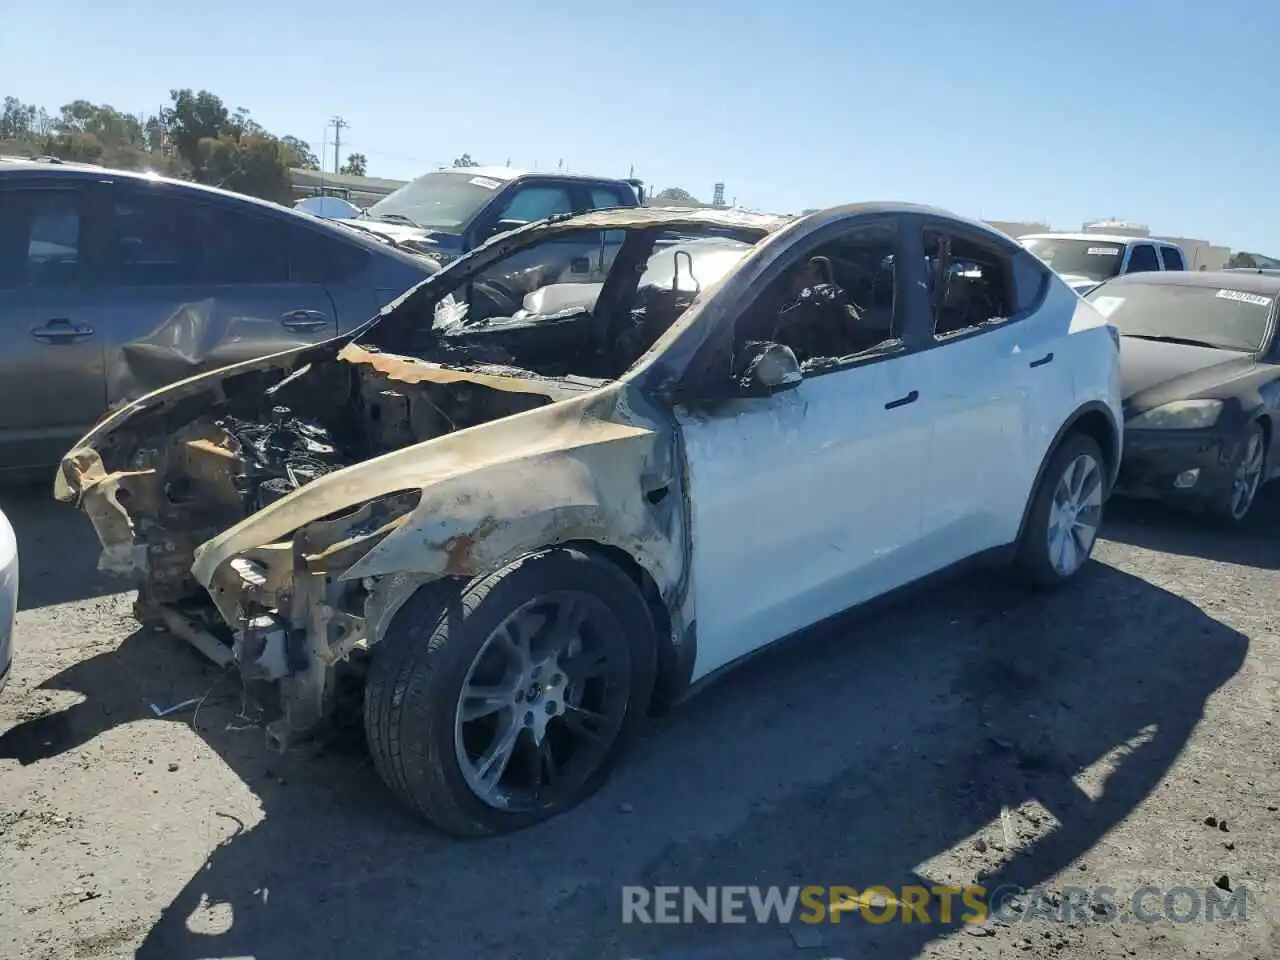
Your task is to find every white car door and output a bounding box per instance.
[673,217,935,682]
[679,356,933,682]
[912,225,1073,566]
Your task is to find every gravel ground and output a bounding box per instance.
[0,483,1276,960]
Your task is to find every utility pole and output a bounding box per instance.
[329,116,349,173]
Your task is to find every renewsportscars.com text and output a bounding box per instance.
[621,883,1252,926]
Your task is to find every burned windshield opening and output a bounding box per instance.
[358,224,758,383]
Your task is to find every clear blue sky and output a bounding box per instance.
[3,0,1277,251]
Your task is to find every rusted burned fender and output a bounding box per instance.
[190,381,688,635]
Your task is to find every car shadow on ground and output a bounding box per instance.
[0,556,1249,959]
[0,481,126,610]
[1103,483,1280,571]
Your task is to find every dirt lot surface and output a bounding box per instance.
[0,482,1276,960]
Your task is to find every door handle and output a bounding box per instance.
[1029,352,1055,368]
[31,318,94,343]
[885,390,919,410]
[280,309,330,332]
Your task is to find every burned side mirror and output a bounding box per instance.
[732,340,802,398]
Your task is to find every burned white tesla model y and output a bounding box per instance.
[56,203,1123,836]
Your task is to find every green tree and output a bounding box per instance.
[225,106,265,140]
[163,88,230,166]
[453,153,478,167]
[43,131,106,163]
[340,152,368,176]
[57,101,145,150]
[652,187,700,206]
[1228,251,1258,269]
[197,132,292,202]
[0,97,37,140]
[281,135,320,170]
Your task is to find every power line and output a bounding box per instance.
[328,115,349,173]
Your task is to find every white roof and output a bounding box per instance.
[1019,232,1183,247]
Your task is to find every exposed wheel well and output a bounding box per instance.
[1069,408,1119,486]
[563,540,681,713]
[1015,404,1120,546]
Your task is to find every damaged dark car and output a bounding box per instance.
[56,203,1123,836]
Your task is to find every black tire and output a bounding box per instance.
[363,546,657,838]
[1207,422,1267,527]
[1015,432,1108,588]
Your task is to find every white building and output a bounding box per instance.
[985,219,1050,240]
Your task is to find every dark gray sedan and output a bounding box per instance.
[0,159,439,478]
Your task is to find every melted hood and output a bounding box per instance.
[188,386,657,587]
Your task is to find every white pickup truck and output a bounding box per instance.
[1017,232,1188,295]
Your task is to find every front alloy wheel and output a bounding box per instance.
[1047,451,1104,577]
[1215,423,1267,524]
[363,547,657,837]
[454,591,632,812]
[1016,432,1108,587]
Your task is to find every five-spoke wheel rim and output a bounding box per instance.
[1230,431,1265,520]
[1048,453,1103,577]
[453,590,631,811]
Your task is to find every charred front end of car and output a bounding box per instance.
[56,208,782,763]
[205,488,425,748]
[56,340,591,750]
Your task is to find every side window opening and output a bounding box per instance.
[733,223,899,372]
[1126,244,1160,273]
[923,231,1015,339]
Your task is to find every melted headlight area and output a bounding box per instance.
[208,490,423,749]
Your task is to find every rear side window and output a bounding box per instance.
[1160,246,1186,270]
[288,226,372,284]
[0,188,84,290]
[1010,248,1050,312]
[110,190,291,286]
[924,230,1016,337]
[1126,244,1159,273]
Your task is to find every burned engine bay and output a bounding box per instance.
[127,341,592,612]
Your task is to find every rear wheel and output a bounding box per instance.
[1209,422,1266,526]
[1015,433,1107,587]
[363,546,656,837]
